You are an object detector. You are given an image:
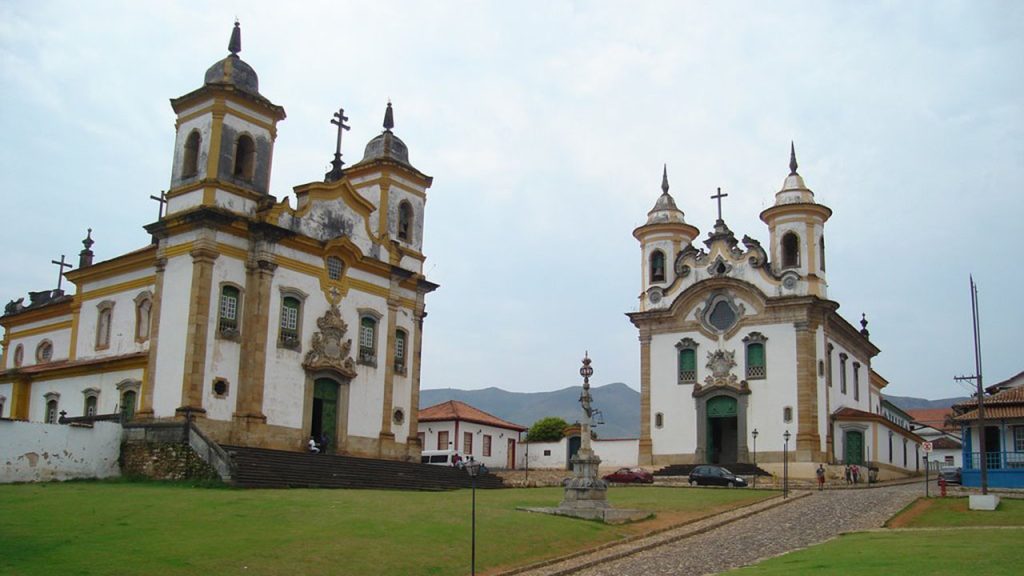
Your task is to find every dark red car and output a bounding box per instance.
[603,467,654,484]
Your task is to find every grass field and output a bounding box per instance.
[725,528,1023,576]
[727,496,1024,575]
[0,481,776,576]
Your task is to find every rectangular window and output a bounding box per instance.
[394,330,407,374]
[218,286,240,336]
[746,343,766,379]
[358,316,377,365]
[679,349,697,384]
[464,432,473,455]
[483,434,492,457]
[437,430,449,450]
[944,455,954,465]
[839,354,848,394]
[853,363,861,401]
[279,296,301,348]
[1015,426,1024,452]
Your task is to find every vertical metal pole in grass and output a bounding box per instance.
[783,430,791,499]
[466,460,482,575]
[752,428,759,489]
[924,454,930,498]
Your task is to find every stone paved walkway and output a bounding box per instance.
[505,482,924,576]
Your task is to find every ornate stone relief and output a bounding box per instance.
[704,349,739,388]
[695,291,745,334]
[706,255,733,277]
[647,286,664,304]
[303,304,358,379]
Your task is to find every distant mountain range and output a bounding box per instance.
[418,386,967,437]
[883,395,968,411]
[420,383,641,439]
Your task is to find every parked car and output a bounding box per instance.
[603,467,655,484]
[688,465,748,487]
[938,466,962,485]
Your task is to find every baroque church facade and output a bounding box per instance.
[628,149,923,479]
[0,24,434,460]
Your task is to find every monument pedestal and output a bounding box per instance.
[521,451,650,524]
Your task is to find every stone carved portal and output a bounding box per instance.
[303,305,358,379]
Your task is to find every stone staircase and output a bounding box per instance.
[653,462,771,477]
[223,445,505,490]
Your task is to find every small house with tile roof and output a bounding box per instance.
[418,400,527,470]
[953,383,1024,488]
[907,407,962,469]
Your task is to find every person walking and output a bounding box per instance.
[816,464,826,491]
[844,464,852,484]
[851,464,860,485]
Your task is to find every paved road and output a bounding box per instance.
[511,482,924,576]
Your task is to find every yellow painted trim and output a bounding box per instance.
[7,320,73,340]
[12,356,148,384]
[203,186,217,205]
[378,178,391,250]
[78,276,156,302]
[0,301,73,330]
[68,306,81,361]
[66,246,157,285]
[206,110,226,181]
[0,336,7,368]
[164,242,195,260]
[12,379,31,419]
[176,101,276,134]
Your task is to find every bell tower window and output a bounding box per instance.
[182,130,201,178]
[650,250,666,283]
[819,236,826,271]
[782,232,800,268]
[233,135,256,182]
[398,201,413,243]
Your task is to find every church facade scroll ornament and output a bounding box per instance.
[302,304,358,379]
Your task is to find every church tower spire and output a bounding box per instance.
[632,165,700,310]
[759,143,832,298]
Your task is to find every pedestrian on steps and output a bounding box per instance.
[816,464,826,491]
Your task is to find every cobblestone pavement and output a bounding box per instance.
[508,482,924,576]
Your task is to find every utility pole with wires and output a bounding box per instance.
[954,275,987,495]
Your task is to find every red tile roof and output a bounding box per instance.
[907,408,957,432]
[418,400,527,431]
[930,437,962,450]
[953,386,1024,422]
[832,407,926,443]
[954,405,1024,422]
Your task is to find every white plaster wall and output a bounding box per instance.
[30,368,143,421]
[0,420,121,482]
[152,253,193,417]
[420,421,457,451]
[167,189,205,214]
[440,421,522,469]
[520,439,567,469]
[75,284,154,360]
[225,100,272,124]
[825,339,872,415]
[650,321,799,456]
[594,439,640,468]
[203,255,245,421]
[213,187,258,216]
[7,324,73,368]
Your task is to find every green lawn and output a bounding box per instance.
[892,496,1024,528]
[0,482,776,576]
[728,496,1024,575]
[726,529,1023,576]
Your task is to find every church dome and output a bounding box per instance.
[774,142,815,205]
[203,22,260,96]
[361,102,411,165]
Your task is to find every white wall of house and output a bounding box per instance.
[519,438,641,470]
[418,420,521,469]
[0,420,121,483]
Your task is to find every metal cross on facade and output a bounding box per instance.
[51,254,72,292]
[325,107,351,182]
[711,187,728,221]
[149,190,168,219]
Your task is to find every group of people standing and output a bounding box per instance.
[814,463,863,490]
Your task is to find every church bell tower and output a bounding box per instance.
[759,144,832,298]
[165,22,286,217]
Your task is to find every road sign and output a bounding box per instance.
[922,441,933,453]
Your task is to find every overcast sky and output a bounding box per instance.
[1,1,1021,400]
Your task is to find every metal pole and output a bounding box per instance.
[784,438,789,499]
[752,435,757,489]
[925,454,930,498]
[971,277,987,495]
[471,474,477,576]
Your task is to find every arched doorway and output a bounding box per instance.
[311,378,340,453]
[706,396,738,464]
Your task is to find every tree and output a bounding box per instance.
[527,416,569,442]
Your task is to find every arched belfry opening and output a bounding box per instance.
[182,130,201,178]
[233,134,255,181]
[781,232,800,268]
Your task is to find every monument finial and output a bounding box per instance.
[661,164,669,194]
[860,313,870,338]
[789,141,799,176]
[383,100,394,132]
[228,20,242,55]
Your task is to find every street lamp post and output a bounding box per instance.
[752,428,759,489]
[923,454,930,498]
[783,430,791,499]
[466,460,483,576]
